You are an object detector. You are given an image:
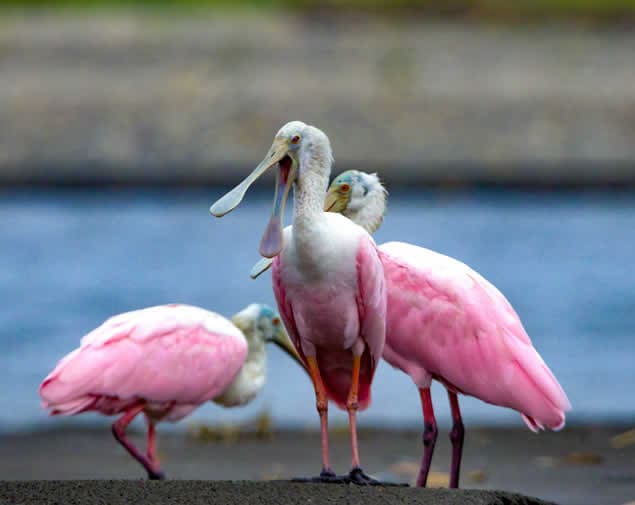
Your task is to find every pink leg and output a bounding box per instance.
[306,356,335,477]
[415,387,438,487]
[347,355,380,484]
[447,390,465,489]
[111,404,165,480]
[145,414,159,468]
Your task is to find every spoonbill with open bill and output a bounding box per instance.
[210,122,387,484]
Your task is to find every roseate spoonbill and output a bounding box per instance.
[327,170,571,487]
[210,122,387,484]
[251,170,571,488]
[39,303,298,480]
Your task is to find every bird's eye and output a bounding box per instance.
[340,183,351,193]
[291,135,300,144]
[272,317,280,326]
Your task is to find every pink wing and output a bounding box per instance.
[351,235,387,409]
[39,304,248,421]
[271,236,386,411]
[271,255,303,364]
[380,242,571,431]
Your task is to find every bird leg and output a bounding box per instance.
[111,404,165,480]
[145,414,161,472]
[291,355,343,483]
[447,391,465,489]
[416,387,438,487]
[346,354,378,485]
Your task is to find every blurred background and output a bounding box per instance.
[0,0,634,496]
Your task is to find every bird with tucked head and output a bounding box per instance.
[324,170,387,234]
[40,302,302,480]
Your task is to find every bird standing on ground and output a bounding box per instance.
[210,122,387,484]
[40,303,297,480]
[323,170,572,488]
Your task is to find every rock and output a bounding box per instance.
[0,480,559,505]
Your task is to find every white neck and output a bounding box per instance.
[294,168,328,225]
[346,191,386,234]
[213,341,266,408]
[293,128,333,235]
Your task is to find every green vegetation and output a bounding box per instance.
[1,0,635,22]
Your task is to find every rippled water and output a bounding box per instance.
[1,187,633,433]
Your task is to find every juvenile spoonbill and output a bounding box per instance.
[210,122,387,484]
[40,303,297,480]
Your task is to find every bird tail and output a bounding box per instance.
[507,332,571,432]
[39,347,98,416]
[318,350,373,411]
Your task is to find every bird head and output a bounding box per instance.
[231,303,301,364]
[209,121,332,259]
[324,170,387,233]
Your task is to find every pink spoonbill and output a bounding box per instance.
[39,303,298,480]
[210,122,387,484]
[326,170,571,487]
[252,170,571,488]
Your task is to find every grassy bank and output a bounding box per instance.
[1,0,635,24]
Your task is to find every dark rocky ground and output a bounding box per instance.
[0,480,558,505]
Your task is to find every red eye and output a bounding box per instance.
[272,317,280,326]
[291,135,300,144]
[340,184,351,193]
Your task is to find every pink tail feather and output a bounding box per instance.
[506,331,571,431]
[42,395,95,416]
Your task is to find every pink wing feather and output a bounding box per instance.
[379,242,570,431]
[351,235,387,409]
[40,304,248,421]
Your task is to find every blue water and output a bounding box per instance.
[1,187,633,433]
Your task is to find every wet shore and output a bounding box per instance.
[2,424,634,505]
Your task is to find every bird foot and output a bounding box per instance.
[147,470,166,480]
[292,469,349,484]
[348,467,409,487]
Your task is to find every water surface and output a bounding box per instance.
[1,188,633,432]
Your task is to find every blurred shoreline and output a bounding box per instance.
[3,423,634,505]
[1,13,634,188]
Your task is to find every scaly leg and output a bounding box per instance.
[292,355,344,483]
[145,414,160,471]
[415,387,438,487]
[447,390,465,489]
[347,354,379,485]
[111,404,165,480]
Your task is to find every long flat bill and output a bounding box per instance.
[250,257,274,279]
[209,139,288,217]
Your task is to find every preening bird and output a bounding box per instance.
[210,122,388,484]
[39,303,298,480]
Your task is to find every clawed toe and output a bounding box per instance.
[349,467,409,487]
[292,469,349,484]
[348,467,380,485]
[147,470,165,480]
[291,467,408,486]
